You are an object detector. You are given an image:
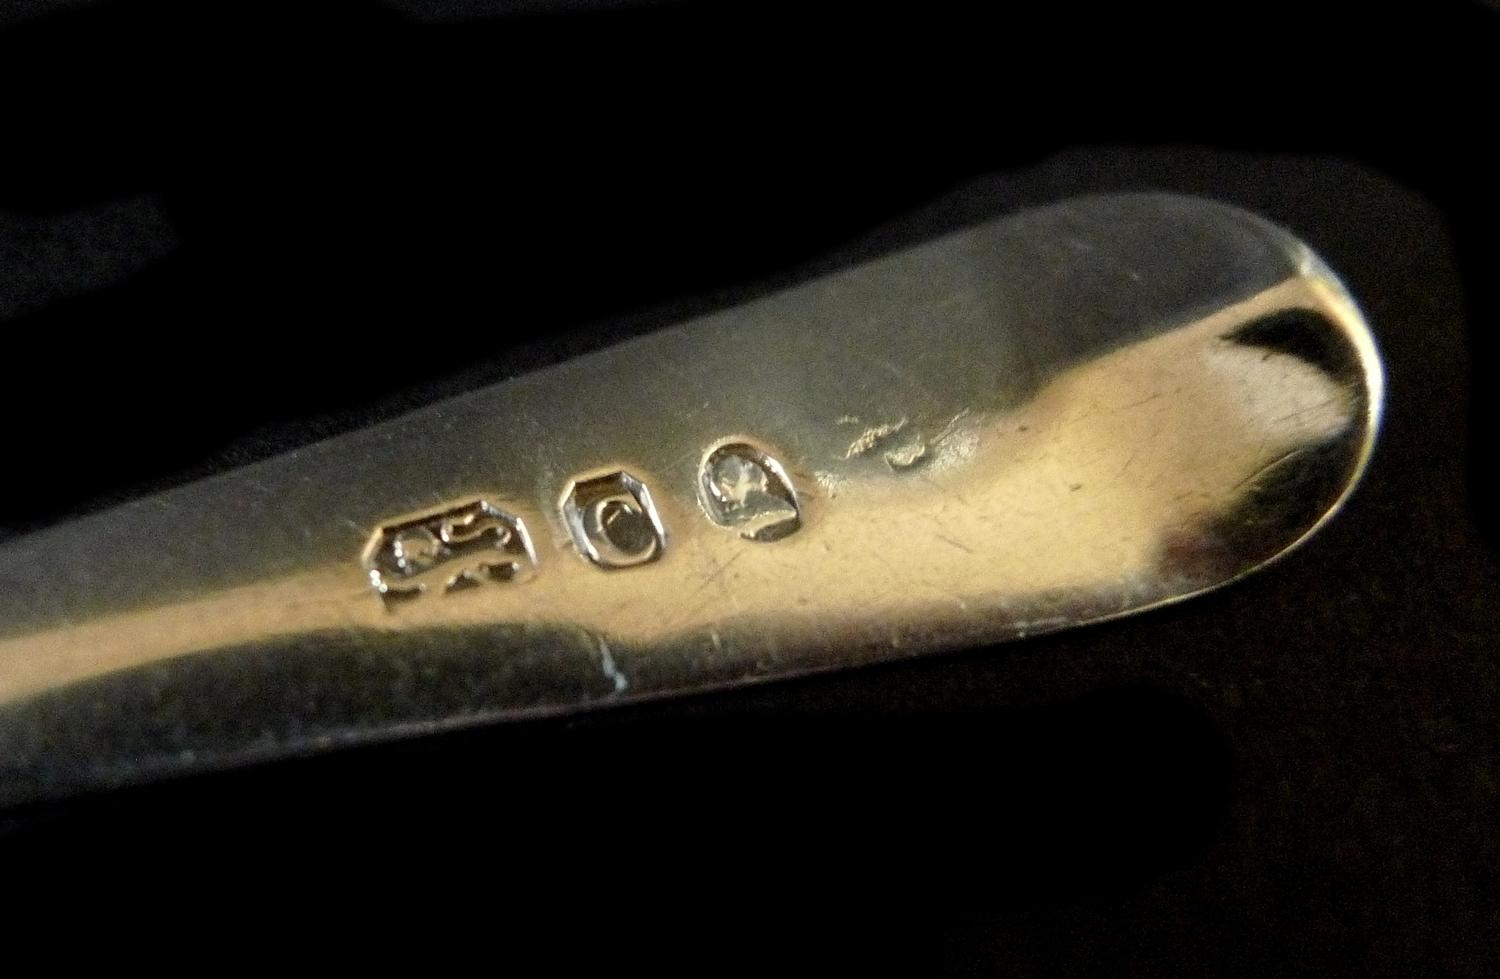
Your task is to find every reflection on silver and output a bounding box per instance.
[0,194,1384,806]
[560,470,666,568]
[362,498,536,601]
[698,441,801,541]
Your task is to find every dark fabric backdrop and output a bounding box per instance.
[0,2,1495,974]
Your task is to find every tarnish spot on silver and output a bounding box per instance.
[595,637,629,693]
[699,441,801,542]
[561,470,666,569]
[362,498,536,604]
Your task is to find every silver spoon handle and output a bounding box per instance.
[0,194,1382,805]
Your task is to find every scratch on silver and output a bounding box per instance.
[596,637,628,693]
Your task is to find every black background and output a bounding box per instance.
[0,1,1496,972]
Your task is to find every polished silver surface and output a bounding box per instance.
[0,194,1383,805]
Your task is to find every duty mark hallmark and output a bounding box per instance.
[699,440,801,541]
